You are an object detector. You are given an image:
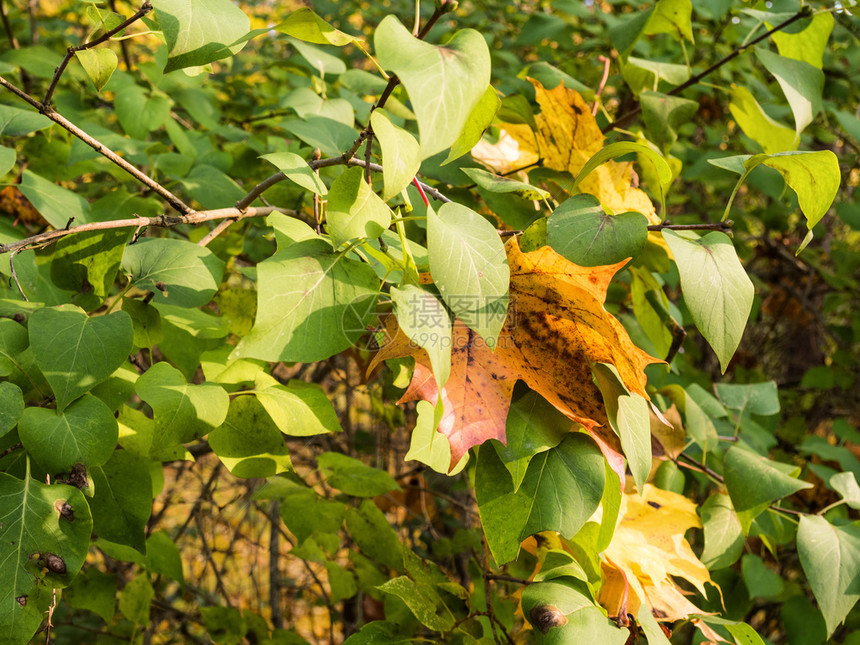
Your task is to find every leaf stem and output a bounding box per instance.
[647,220,734,232]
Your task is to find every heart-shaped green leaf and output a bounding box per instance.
[375,15,490,159]
[427,203,509,347]
[663,230,753,373]
[29,306,133,411]
[548,194,649,267]
[19,394,118,474]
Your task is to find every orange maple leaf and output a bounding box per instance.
[370,238,661,470]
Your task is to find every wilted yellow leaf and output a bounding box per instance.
[599,484,715,623]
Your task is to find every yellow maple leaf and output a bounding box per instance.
[501,80,660,224]
[370,238,660,473]
[598,484,715,623]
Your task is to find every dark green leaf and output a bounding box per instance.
[317,452,400,497]
[89,450,153,552]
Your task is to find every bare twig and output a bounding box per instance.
[603,7,813,133]
[0,206,284,255]
[196,218,237,247]
[0,75,192,212]
[43,1,152,105]
[647,220,733,232]
[107,0,133,71]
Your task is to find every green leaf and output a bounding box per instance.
[288,36,346,75]
[317,452,400,497]
[89,450,152,552]
[729,86,797,154]
[644,0,694,42]
[592,363,651,492]
[629,267,672,358]
[114,85,171,140]
[741,554,784,598]
[76,48,117,91]
[754,47,824,136]
[135,362,229,459]
[699,493,744,569]
[572,141,672,203]
[345,499,403,570]
[152,0,251,73]
[255,479,345,544]
[38,227,130,309]
[725,622,768,645]
[476,435,605,565]
[391,284,452,388]
[405,400,468,475]
[260,152,327,196]
[122,237,226,308]
[444,84,501,164]
[0,104,52,136]
[0,474,93,643]
[180,164,246,209]
[122,298,164,348]
[724,447,813,530]
[370,109,421,201]
[375,16,491,159]
[427,203,509,347]
[744,151,840,252]
[119,574,153,624]
[797,514,860,637]
[275,7,360,46]
[64,568,117,624]
[829,472,860,510]
[232,239,380,363]
[522,580,628,644]
[0,381,23,437]
[462,167,549,201]
[662,230,753,373]
[326,166,392,245]
[547,194,649,267]
[18,394,117,474]
[377,576,455,631]
[714,381,779,416]
[254,374,341,437]
[640,91,699,153]
[29,306,133,411]
[0,145,16,176]
[771,12,833,69]
[145,530,185,583]
[623,57,690,93]
[281,117,358,156]
[208,395,292,478]
[20,169,92,229]
[494,390,569,492]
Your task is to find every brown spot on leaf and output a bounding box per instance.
[529,604,568,634]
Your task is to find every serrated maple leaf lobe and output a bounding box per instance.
[370,240,660,470]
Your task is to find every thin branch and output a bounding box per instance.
[0,75,192,213]
[647,220,733,232]
[197,218,237,247]
[108,0,133,71]
[43,1,153,105]
[0,206,284,255]
[9,250,27,300]
[603,7,813,133]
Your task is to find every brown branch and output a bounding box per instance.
[0,206,284,255]
[0,74,192,213]
[603,7,813,133]
[43,1,152,105]
[647,220,733,232]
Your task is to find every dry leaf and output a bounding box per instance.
[599,484,715,623]
[370,238,660,472]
